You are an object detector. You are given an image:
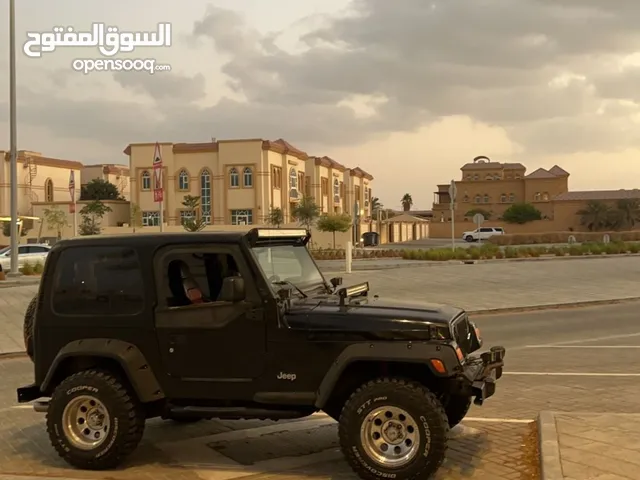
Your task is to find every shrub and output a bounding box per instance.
[629,243,640,253]
[21,261,34,275]
[504,247,518,258]
[34,262,44,274]
[495,250,505,259]
[568,245,583,256]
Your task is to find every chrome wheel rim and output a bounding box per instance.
[360,406,422,468]
[62,395,110,450]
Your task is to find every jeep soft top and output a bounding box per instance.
[18,228,505,480]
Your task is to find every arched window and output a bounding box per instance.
[178,169,189,190]
[44,178,54,202]
[485,174,493,180]
[463,195,469,202]
[243,167,253,187]
[289,168,297,189]
[534,192,541,201]
[509,193,515,202]
[333,178,340,196]
[474,195,481,204]
[473,174,479,180]
[229,168,239,187]
[141,171,151,190]
[200,169,211,224]
[542,192,549,201]
[483,194,490,203]
[500,194,507,203]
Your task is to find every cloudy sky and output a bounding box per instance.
[1,0,640,209]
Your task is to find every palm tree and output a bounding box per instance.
[371,197,383,216]
[401,193,413,212]
[576,200,612,231]
[610,198,640,230]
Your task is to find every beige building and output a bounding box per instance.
[432,156,570,222]
[124,138,375,227]
[1,150,83,217]
[82,164,130,200]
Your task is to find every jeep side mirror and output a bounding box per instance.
[330,277,343,288]
[219,277,245,302]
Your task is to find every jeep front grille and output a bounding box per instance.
[453,315,473,357]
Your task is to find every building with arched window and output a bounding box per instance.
[124,138,375,226]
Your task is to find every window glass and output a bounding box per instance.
[52,246,144,315]
[27,246,49,253]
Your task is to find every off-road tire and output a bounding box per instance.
[23,296,37,361]
[46,370,145,470]
[444,395,472,428]
[338,378,449,480]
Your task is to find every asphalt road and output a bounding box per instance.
[0,301,637,479]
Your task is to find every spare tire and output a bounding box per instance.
[23,296,37,361]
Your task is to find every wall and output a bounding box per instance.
[428,219,564,238]
[0,151,82,216]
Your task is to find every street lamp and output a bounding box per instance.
[8,0,19,276]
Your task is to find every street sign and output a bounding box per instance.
[473,213,485,232]
[448,179,457,201]
[153,142,163,203]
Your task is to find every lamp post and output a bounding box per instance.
[8,0,20,276]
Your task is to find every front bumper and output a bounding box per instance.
[461,346,505,405]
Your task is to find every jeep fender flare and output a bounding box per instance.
[314,342,460,409]
[42,338,165,403]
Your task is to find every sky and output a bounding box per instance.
[1,0,640,210]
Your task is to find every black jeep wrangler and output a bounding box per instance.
[18,228,505,480]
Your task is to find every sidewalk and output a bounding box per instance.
[539,412,640,479]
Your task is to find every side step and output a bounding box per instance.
[167,406,311,420]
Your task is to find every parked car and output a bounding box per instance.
[18,229,505,479]
[0,243,51,271]
[462,227,505,242]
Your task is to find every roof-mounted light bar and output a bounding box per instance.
[338,282,370,305]
[257,229,308,238]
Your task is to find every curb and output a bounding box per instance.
[0,352,27,360]
[322,252,640,272]
[467,296,640,316]
[537,411,563,480]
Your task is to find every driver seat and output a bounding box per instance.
[168,260,205,305]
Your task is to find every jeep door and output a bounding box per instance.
[153,244,266,399]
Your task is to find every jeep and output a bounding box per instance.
[18,228,505,480]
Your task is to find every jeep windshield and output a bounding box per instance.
[251,244,325,292]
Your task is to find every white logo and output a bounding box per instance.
[277,372,297,381]
[71,58,171,75]
[23,23,172,58]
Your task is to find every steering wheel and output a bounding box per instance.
[268,274,281,283]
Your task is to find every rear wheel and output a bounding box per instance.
[23,296,37,361]
[46,370,145,470]
[338,378,449,480]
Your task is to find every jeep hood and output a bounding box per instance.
[284,296,463,333]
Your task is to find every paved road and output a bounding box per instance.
[0,301,637,479]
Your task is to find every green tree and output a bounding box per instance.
[80,178,124,201]
[267,207,284,228]
[401,193,413,211]
[181,195,206,232]
[576,200,613,231]
[43,206,70,239]
[609,198,640,230]
[1,221,28,237]
[292,196,320,230]
[316,213,352,248]
[129,202,142,232]
[502,202,542,224]
[464,208,492,220]
[78,200,112,235]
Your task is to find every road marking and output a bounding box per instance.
[11,405,33,409]
[524,331,640,348]
[505,372,640,377]
[464,417,532,423]
[524,345,640,349]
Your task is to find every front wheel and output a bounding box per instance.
[444,395,472,428]
[464,235,474,242]
[46,370,145,470]
[338,378,449,480]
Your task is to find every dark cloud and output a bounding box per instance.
[6,0,640,158]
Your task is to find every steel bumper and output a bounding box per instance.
[462,346,505,405]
